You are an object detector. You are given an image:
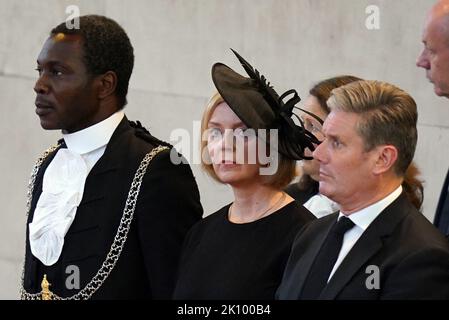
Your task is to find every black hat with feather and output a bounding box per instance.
[211,49,322,160]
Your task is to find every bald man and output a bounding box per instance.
[417,1,449,238]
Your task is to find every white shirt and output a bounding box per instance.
[327,185,403,281]
[304,193,340,218]
[29,111,125,266]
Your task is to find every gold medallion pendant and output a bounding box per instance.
[41,275,52,300]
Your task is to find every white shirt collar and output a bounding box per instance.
[62,110,125,155]
[304,193,340,218]
[339,185,403,231]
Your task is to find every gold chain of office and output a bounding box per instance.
[20,144,169,300]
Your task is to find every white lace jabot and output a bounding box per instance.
[29,149,88,266]
[29,111,124,266]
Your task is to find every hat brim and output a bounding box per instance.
[211,63,276,131]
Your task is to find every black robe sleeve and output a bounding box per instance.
[135,149,203,299]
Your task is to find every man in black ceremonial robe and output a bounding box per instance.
[21,15,202,300]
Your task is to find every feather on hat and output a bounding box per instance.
[211,49,321,160]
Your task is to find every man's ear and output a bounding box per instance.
[372,145,398,175]
[97,71,117,100]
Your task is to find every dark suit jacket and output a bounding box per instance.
[434,168,449,238]
[23,117,203,299]
[277,193,449,300]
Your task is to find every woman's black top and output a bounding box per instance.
[173,201,315,299]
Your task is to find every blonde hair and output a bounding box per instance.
[200,92,295,189]
[327,80,418,176]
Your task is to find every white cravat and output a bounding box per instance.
[327,185,403,281]
[304,194,340,218]
[29,111,124,266]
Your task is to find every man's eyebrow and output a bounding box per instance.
[36,60,66,67]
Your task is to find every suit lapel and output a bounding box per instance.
[286,214,338,299]
[319,230,382,299]
[78,117,131,206]
[85,116,130,177]
[318,193,411,299]
[434,168,449,236]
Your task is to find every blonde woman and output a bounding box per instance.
[173,51,319,299]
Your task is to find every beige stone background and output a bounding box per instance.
[1,0,448,299]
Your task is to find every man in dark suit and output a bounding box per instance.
[21,15,202,300]
[416,0,449,238]
[277,80,449,300]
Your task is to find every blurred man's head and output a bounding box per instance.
[417,0,449,98]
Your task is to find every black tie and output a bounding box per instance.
[300,216,355,299]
